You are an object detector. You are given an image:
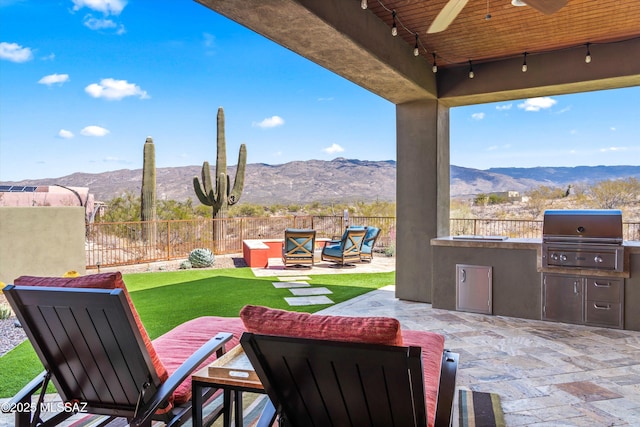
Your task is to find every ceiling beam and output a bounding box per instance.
[195,0,437,104]
[437,38,640,106]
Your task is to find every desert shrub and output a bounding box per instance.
[188,248,215,268]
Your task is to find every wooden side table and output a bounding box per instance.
[192,345,269,427]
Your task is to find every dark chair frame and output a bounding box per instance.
[282,229,316,268]
[2,284,232,427]
[240,332,458,427]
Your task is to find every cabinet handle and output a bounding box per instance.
[593,303,611,310]
[593,282,611,288]
[461,269,466,283]
[573,280,580,294]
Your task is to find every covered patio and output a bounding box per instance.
[195,0,640,303]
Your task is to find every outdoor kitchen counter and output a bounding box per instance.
[430,237,640,331]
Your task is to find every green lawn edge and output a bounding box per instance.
[0,268,394,397]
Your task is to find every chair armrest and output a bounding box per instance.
[2,370,49,410]
[128,331,233,427]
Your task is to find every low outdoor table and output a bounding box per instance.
[192,345,268,427]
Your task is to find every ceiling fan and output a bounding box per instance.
[427,0,568,33]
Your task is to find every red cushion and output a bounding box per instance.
[239,305,403,346]
[14,273,170,401]
[153,316,247,404]
[402,330,445,427]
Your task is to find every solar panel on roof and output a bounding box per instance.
[0,185,38,192]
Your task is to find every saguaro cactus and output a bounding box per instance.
[141,136,157,244]
[193,107,247,249]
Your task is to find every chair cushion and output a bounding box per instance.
[361,227,380,254]
[402,330,445,427]
[14,274,170,394]
[240,305,403,346]
[153,316,247,404]
[322,243,344,258]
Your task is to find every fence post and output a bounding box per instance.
[166,220,171,260]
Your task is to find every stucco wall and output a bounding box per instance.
[0,207,86,284]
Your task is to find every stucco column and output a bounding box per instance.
[395,100,450,302]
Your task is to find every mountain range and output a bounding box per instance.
[2,159,639,204]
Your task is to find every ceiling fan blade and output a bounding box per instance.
[427,0,469,34]
[522,0,568,14]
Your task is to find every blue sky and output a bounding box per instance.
[1,0,638,182]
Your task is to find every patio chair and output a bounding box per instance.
[241,333,458,427]
[282,228,316,268]
[320,227,367,267]
[360,226,381,262]
[2,272,247,427]
[238,305,459,427]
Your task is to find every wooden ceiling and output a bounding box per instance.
[365,0,640,68]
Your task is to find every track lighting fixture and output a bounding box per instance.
[468,60,474,79]
[522,52,528,72]
[414,34,419,56]
[432,53,438,73]
[585,43,592,63]
[361,0,368,10]
[391,10,398,36]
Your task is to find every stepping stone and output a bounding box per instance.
[277,276,311,281]
[272,281,311,289]
[285,296,334,306]
[289,287,332,296]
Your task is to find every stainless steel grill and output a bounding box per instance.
[541,209,625,272]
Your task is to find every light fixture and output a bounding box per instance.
[432,53,438,73]
[361,0,368,9]
[511,0,527,6]
[585,43,592,63]
[468,60,474,79]
[391,10,398,36]
[413,34,419,56]
[522,52,528,72]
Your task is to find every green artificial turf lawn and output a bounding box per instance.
[0,267,394,397]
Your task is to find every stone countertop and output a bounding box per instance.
[431,236,640,254]
[431,236,540,250]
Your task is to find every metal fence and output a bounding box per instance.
[86,216,639,268]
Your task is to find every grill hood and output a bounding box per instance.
[542,209,623,244]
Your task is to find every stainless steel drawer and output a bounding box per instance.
[585,278,623,303]
[585,300,623,328]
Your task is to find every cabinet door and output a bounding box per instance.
[542,274,583,324]
[456,265,492,314]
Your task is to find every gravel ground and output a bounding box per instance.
[0,253,246,357]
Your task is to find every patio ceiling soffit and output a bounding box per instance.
[196,0,640,107]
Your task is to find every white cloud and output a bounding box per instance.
[58,129,74,139]
[85,78,149,100]
[599,146,626,152]
[252,116,285,128]
[203,32,215,48]
[610,127,617,131]
[517,97,557,112]
[471,112,485,120]
[71,0,127,15]
[38,73,70,86]
[42,53,56,61]
[487,145,498,151]
[318,97,334,102]
[81,125,110,136]
[496,104,512,111]
[323,143,344,154]
[0,42,33,63]
[83,15,116,30]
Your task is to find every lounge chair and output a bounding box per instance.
[282,228,316,268]
[1,272,247,427]
[238,305,459,427]
[320,227,367,267]
[360,226,381,262]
